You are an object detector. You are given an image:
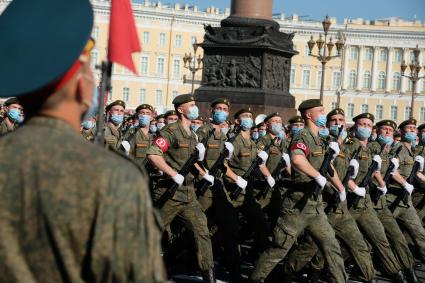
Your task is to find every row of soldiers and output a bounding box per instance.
[79,93,425,283]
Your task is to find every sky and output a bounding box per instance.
[138,0,425,22]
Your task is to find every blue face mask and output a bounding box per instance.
[221,127,229,136]
[240,117,253,130]
[157,122,165,130]
[17,115,24,124]
[315,114,327,127]
[330,125,347,140]
[187,106,199,121]
[356,126,372,141]
[319,128,329,138]
[7,108,20,122]
[149,124,157,133]
[259,130,267,138]
[404,132,417,143]
[278,131,285,140]
[252,132,259,140]
[138,114,151,127]
[291,127,303,135]
[110,114,124,125]
[213,110,228,124]
[82,84,99,123]
[377,134,393,145]
[271,123,283,135]
[81,120,95,129]
[412,140,418,148]
[191,124,200,132]
[341,129,347,140]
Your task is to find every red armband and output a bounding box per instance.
[290,142,309,156]
[153,137,170,153]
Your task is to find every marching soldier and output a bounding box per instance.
[164,109,178,124]
[250,99,347,283]
[156,113,166,130]
[414,123,425,222]
[0,0,166,281]
[104,99,126,151]
[288,115,305,136]
[0,97,23,136]
[147,94,216,282]
[80,115,97,142]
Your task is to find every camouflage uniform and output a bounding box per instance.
[0,118,18,136]
[413,144,425,222]
[81,126,96,142]
[250,127,346,283]
[104,122,123,150]
[128,127,153,167]
[0,117,166,283]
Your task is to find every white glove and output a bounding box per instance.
[314,174,327,189]
[282,152,290,166]
[373,155,382,171]
[339,190,347,202]
[415,155,424,172]
[121,141,131,155]
[196,143,206,161]
[172,173,184,187]
[377,185,387,195]
[353,186,366,197]
[257,150,269,166]
[266,175,276,188]
[403,182,414,195]
[329,141,340,159]
[349,159,359,179]
[236,176,248,191]
[224,142,234,160]
[390,158,399,175]
[202,171,214,185]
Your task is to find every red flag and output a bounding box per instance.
[107,0,141,74]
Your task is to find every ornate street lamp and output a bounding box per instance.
[183,40,203,95]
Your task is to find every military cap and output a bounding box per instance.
[288,115,304,124]
[264,112,281,123]
[417,123,425,131]
[106,100,126,111]
[398,118,417,129]
[0,0,94,97]
[298,99,322,112]
[211,98,230,108]
[234,108,253,119]
[172,94,195,106]
[156,114,165,120]
[164,110,178,118]
[3,97,20,106]
[353,113,374,123]
[135,104,154,113]
[376,120,397,130]
[327,108,345,120]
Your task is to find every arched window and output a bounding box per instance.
[348,70,357,89]
[392,72,401,91]
[363,71,371,89]
[378,71,386,89]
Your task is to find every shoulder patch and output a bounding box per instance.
[153,136,170,153]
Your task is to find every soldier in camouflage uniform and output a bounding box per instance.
[147,94,215,282]
[414,123,425,223]
[80,115,96,142]
[156,113,166,130]
[283,108,376,283]
[0,1,166,282]
[250,99,347,283]
[0,97,22,136]
[104,99,126,150]
[164,109,178,124]
[345,113,407,282]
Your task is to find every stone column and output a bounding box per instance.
[357,46,364,90]
[400,48,408,94]
[371,46,379,91]
[231,0,272,19]
[386,47,393,92]
[342,45,349,90]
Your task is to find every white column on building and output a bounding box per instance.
[386,47,393,92]
[371,46,379,91]
[356,45,364,90]
[400,48,408,94]
[342,45,349,90]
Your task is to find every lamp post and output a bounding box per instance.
[183,40,203,95]
[307,16,345,103]
[401,45,425,119]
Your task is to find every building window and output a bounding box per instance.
[304,44,310,57]
[421,107,425,121]
[408,80,414,92]
[90,50,98,70]
[140,56,148,74]
[142,31,150,44]
[191,36,197,44]
[405,107,411,119]
[394,49,402,63]
[302,69,310,88]
[316,70,322,89]
[159,33,166,46]
[364,47,373,61]
[332,71,341,90]
[376,105,383,120]
[361,104,369,113]
[155,90,163,106]
[363,71,371,89]
[347,103,354,118]
[157,57,165,75]
[348,70,357,89]
[175,35,182,47]
[139,89,146,104]
[123,87,130,103]
[350,47,358,60]
[172,91,178,100]
[173,59,180,78]
[331,102,337,110]
[409,51,415,63]
[378,71,386,90]
[290,68,296,85]
[392,72,401,91]
[92,26,99,40]
[391,105,398,120]
[379,49,387,62]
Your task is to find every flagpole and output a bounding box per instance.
[94,61,112,146]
